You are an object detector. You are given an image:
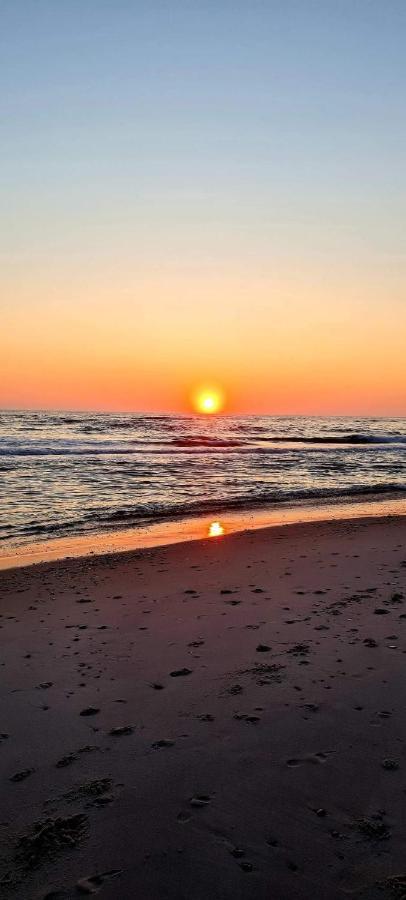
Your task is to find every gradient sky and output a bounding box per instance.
[1,0,405,414]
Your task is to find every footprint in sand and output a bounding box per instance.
[75,869,122,895]
[381,758,399,770]
[286,752,329,767]
[233,713,261,724]
[10,768,35,782]
[190,794,212,808]
[151,739,175,749]
[79,706,100,717]
[55,753,77,768]
[177,811,191,823]
[227,684,243,695]
[170,668,193,677]
[109,725,135,736]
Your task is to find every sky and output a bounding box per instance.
[1,0,405,415]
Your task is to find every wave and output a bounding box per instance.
[1,433,406,457]
[87,482,406,526]
[261,434,406,445]
[168,436,245,448]
[4,482,404,544]
[0,445,141,457]
[80,416,185,433]
[0,443,245,457]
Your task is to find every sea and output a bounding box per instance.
[1,411,405,555]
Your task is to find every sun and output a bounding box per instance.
[192,386,225,415]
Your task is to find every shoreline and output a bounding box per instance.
[1,492,405,572]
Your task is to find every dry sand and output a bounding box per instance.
[0,515,405,900]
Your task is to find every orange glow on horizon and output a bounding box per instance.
[1,272,405,416]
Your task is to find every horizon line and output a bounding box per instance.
[1,407,405,420]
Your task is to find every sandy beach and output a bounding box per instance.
[1,514,406,900]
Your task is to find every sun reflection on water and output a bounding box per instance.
[208,521,224,538]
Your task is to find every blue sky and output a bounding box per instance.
[2,1,405,257]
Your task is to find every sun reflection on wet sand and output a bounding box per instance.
[208,521,224,538]
[1,497,405,571]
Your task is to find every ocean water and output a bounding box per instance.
[1,411,405,551]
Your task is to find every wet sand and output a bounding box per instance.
[0,515,405,899]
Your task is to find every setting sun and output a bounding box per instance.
[193,386,225,415]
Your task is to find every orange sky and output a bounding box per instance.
[2,264,405,415]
